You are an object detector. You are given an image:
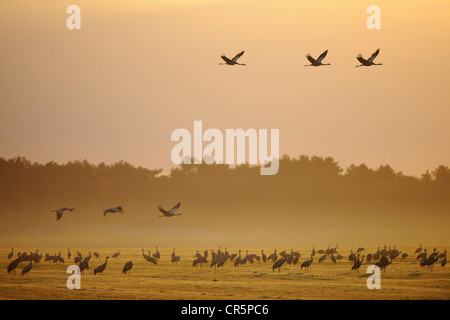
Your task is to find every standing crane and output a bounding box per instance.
[210,251,220,269]
[301,255,313,273]
[261,250,267,263]
[82,252,91,264]
[22,260,33,276]
[373,247,381,262]
[267,249,277,262]
[153,246,161,260]
[122,261,133,275]
[146,250,158,265]
[417,249,427,261]
[415,244,423,255]
[330,254,337,265]
[94,257,109,275]
[349,250,356,262]
[272,258,286,272]
[376,256,392,273]
[441,250,447,269]
[234,250,242,268]
[112,250,121,258]
[319,253,327,263]
[79,261,89,274]
[351,255,365,273]
[171,248,180,264]
[217,254,228,270]
[7,253,22,275]
[401,253,408,262]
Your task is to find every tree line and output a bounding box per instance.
[1,155,449,247]
[1,155,449,213]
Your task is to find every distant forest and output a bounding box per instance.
[1,156,449,247]
[1,155,450,214]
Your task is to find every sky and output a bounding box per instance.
[1,0,449,176]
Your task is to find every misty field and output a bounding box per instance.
[1,247,449,300]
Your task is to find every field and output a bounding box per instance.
[1,247,449,300]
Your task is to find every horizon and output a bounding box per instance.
[2,154,447,179]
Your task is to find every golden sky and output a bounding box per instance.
[1,0,449,175]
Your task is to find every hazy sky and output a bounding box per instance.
[1,0,449,176]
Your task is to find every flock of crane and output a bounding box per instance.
[5,244,447,276]
[220,49,383,67]
[51,202,181,221]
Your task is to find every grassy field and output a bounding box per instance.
[1,247,449,300]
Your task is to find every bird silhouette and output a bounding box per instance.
[351,255,365,273]
[267,249,277,262]
[103,206,124,217]
[171,248,180,264]
[7,253,22,275]
[220,51,246,66]
[415,244,423,254]
[51,207,75,221]
[94,257,109,275]
[272,258,286,272]
[158,202,182,217]
[441,250,447,269]
[122,261,133,275]
[401,253,408,262]
[305,50,330,66]
[301,255,313,272]
[143,250,157,265]
[21,260,32,276]
[356,49,382,67]
[79,261,89,274]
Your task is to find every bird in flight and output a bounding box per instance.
[305,50,330,66]
[103,206,124,217]
[220,51,246,66]
[51,207,75,221]
[356,49,382,67]
[158,202,182,217]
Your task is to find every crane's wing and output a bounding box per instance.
[306,54,316,64]
[115,206,123,212]
[316,50,328,63]
[221,55,232,64]
[357,54,367,64]
[158,206,170,216]
[368,49,380,63]
[56,211,63,221]
[168,202,181,214]
[231,51,245,62]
